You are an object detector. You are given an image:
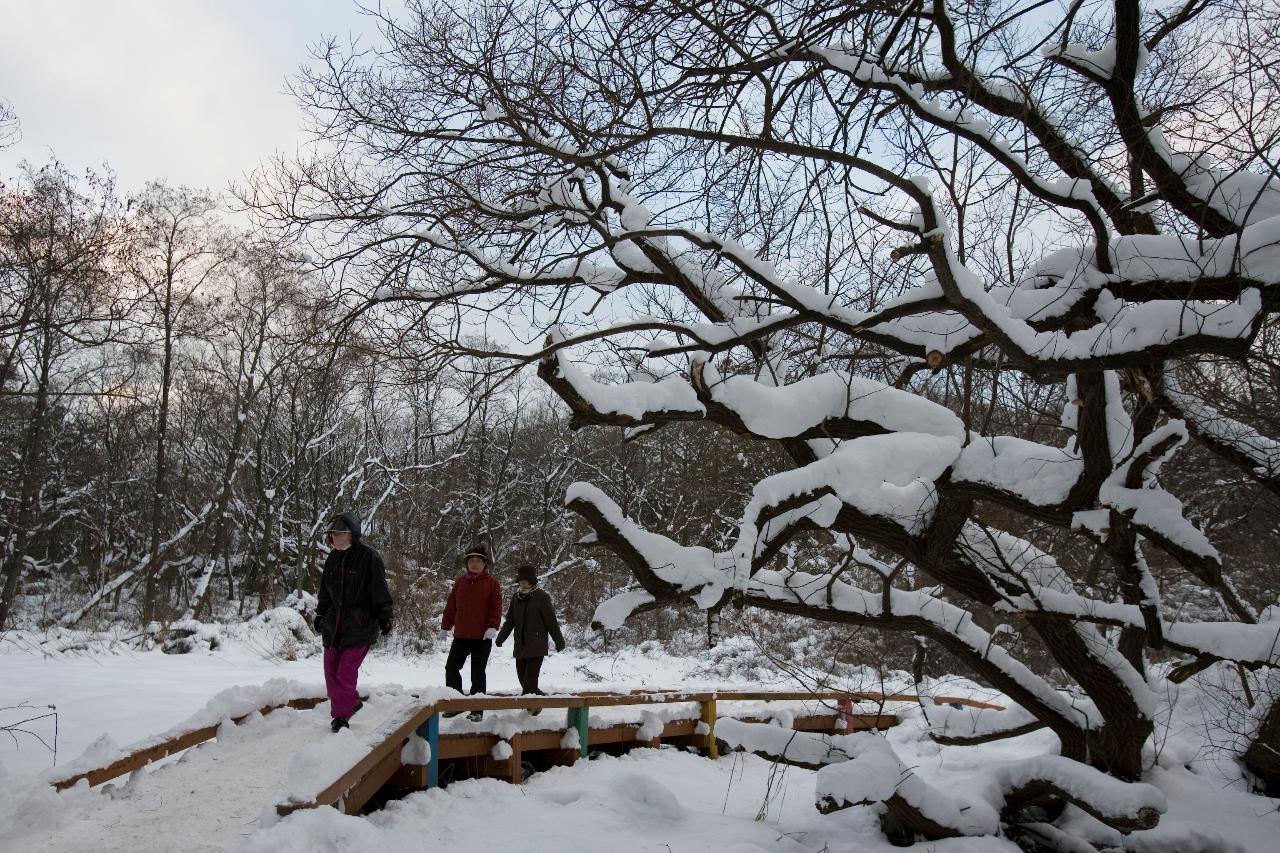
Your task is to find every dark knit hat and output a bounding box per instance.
[329,515,353,533]
[515,564,537,585]
[462,544,491,566]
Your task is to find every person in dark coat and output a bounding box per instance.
[314,512,393,733]
[441,543,503,720]
[495,564,564,714]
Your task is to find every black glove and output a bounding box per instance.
[380,619,392,636]
[555,641,566,653]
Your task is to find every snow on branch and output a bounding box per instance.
[539,349,704,430]
[716,720,1164,837]
[633,197,1279,374]
[929,230,1267,371]
[697,362,964,441]
[746,567,1091,729]
[565,482,729,610]
[738,432,961,550]
[928,700,1050,746]
[1156,368,1280,497]
[1143,130,1280,230]
[955,523,1076,598]
[1095,421,1217,560]
[952,436,1084,507]
[591,588,657,630]
[715,719,997,836]
[810,45,1115,266]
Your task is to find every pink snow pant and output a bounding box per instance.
[323,645,369,718]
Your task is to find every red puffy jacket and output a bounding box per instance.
[442,570,503,639]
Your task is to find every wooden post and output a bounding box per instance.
[567,706,589,758]
[700,698,718,759]
[416,712,440,788]
[509,734,522,784]
[836,696,855,734]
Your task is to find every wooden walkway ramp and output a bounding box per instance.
[49,687,1004,821]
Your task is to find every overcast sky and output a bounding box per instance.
[0,0,382,195]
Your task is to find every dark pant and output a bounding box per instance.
[323,644,369,718]
[445,637,492,694]
[516,656,544,695]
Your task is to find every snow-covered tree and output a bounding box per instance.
[256,0,1280,840]
[0,163,129,629]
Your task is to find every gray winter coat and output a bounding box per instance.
[495,587,564,659]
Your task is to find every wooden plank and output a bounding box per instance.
[391,763,428,788]
[438,695,588,712]
[516,730,566,752]
[932,695,1004,710]
[52,696,329,791]
[791,714,840,732]
[342,744,404,814]
[728,714,835,731]
[434,693,714,713]
[581,694,709,708]
[701,699,718,759]
[277,701,436,817]
[586,723,636,745]
[716,691,837,702]
[730,712,898,732]
[508,734,522,784]
[429,689,984,716]
[851,713,898,730]
[660,719,697,738]
[432,719,699,761]
[716,690,1004,712]
[437,734,498,760]
[547,748,578,768]
[59,724,217,790]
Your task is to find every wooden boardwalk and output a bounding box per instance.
[48,687,1004,820]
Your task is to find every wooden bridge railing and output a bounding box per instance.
[45,686,1005,814]
[50,695,330,791]
[276,689,1005,817]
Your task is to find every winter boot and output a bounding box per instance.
[351,700,364,717]
[467,710,484,722]
[331,717,350,733]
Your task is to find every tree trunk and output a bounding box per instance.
[0,329,53,629]
[142,272,176,626]
[1244,699,1280,796]
[706,605,721,649]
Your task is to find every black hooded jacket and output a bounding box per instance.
[314,512,394,648]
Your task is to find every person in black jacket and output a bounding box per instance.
[314,512,393,732]
[495,564,564,714]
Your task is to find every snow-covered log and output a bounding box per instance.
[716,719,1164,839]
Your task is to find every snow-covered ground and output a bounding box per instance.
[2,623,1277,852]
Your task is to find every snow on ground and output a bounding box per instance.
[2,627,1278,852]
[0,629,723,781]
[245,748,1012,853]
[7,692,414,853]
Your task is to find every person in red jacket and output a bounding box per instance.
[441,543,503,720]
